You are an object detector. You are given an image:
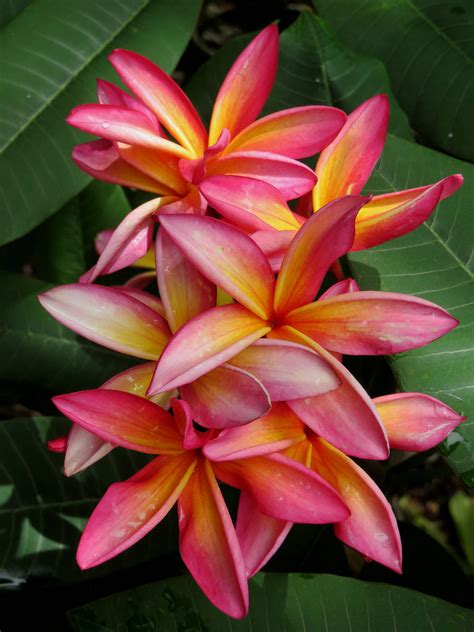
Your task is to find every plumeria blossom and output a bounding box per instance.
[146,198,458,458]
[67,25,347,282]
[201,94,463,268]
[52,393,349,618]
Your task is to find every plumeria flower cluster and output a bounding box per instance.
[40,26,465,619]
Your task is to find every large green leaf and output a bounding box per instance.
[0,0,31,27]
[315,0,474,161]
[68,573,474,631]
[0,416,177,585]
[187,11,412,138]
[0,0,201,246]
[348,135,474,488]
[0,271,133,392]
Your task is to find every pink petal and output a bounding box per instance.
[102,362,176,409]
[159,214,275,320]
[319,278,360,300]
[274,195,369,317]
[180,363,270,429]
[156,188,207,216]
[109,49,207,156]
[112,287,165,317]
[47,436,67,453]
[251,229,296,272]
[224,106,347,158]
[374,393,465,451]
[64,425,114,477]
[171,398,209,450]
[285,291,458,355]
[314,94,389,209]
[77,453,196,568]
[206,150,317,200]
[53,389,183,454]
[147,304,270,394]
[208,25,278,145]
[311,437,402,573]
[236,491,292,576]
[39,284,170,360]
[352,174,464,251]
[178,459,248,619]
[215,453,350,523]
[271,327,389,459]
[200,175,301,232]
[156,228,216,333]
[229,339,340,400]
[203,402,305,461]
[97,78,161,130]
[124,271,156,289]
[72,140,169,194]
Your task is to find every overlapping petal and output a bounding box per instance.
[39,284,170,360]
[97,78,161,129]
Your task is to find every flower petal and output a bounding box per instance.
[236,491,292,577]
[274,195,369,317]
[39,284,170,360]
[374,393,465,451]
[284,291,458,355]
[171,398,209,450]
[311,437,402,573]
[53,389,183,454]
[180,364,270,429]
[97,78,161,130]
[206,150,317,199]
[203,402,305,461]
[200,175,301,232]
[77,453,196,568]
[64,425,114,477]
[209,25,278,145]
[178,459,248,619]
[112,287,165,317]
[102,362,176,408]
[215,453,349,523]
[72,140,169,194]
[352,174,464,250]
[319,278,360,300]
[148,304,270,394]
[224,106,347,158]
[156,228,216,333]
[251,229,296,272]
[229,339,340,400]
[271,327,389,459]
[314,94,389,209]
[109,49,207,156]
[159,214,275,320]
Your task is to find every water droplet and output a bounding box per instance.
[101,122,109,129]
[375,532,388,543]
[277,496,284,502]
[448,132,453,139]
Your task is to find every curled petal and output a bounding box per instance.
[109,49,207,156]
[215,453,349,523]
[274,196,369,317]
[77,453,196,568]
[203,402,305,462]
[224,106,346,158]
[178,459,248,619]
[157,188,207,216]
[319,278,360,300]
[47,436,67,453]
[156,228,216,333]
[284,291,458,355]
[53,389,183,454]
[159,214,275,320]
[64,425,114,477]
[236,491,292,577]
[271,327,389,460]
[148,304,270,394]
[200,175,301,232]
[374,393,465,451]
[229,339,340,401]
[180,364,271,429]
[311,437,402,573]
[112,287,165,317]
[206,150,317,200]
[352,174,464,250]
[171,398,209,450]
[124,271,156,289]
[209,25,278,145]
[72,140,168,194]
[39,284,170,360]
[314,94,389,209]
[97,78,161,130]
[251,229,296,272]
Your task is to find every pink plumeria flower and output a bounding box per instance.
[201,95,463,268]
[52,393,349,618]
[204,394,464,578]
[67,25,347,282]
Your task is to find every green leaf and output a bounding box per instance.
[0,0,31,27]
[314,0,474,161]
[348,134,473,487]
[187,11,412,138]
[449,491,474,572]
[0,0,201,246]
[68,573,474,631]
[0,416,177,585]
[0,271,133,392]
[32,182,131,284]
